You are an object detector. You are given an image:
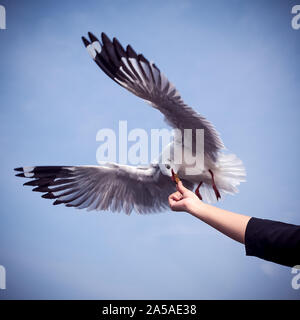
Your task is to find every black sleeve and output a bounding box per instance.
[245,217,300,267]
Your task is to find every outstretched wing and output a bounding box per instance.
[82,32,225,161]
[14,165,192,214]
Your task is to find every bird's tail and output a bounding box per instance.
[202,153,246,203]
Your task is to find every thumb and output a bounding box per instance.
[176,180,187,195]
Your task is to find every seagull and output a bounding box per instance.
[15,32,246,214]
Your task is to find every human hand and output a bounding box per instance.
[168,180,204,214]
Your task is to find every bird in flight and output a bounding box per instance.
[15,32,246,214]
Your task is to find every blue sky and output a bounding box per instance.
[0,0,300,299]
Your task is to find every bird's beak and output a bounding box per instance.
[171,169,180,184]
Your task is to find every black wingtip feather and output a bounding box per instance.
[15,173,26,177]
[113,37,126,57]
[88,32,99,43]
[81,36,90,47]
[42,193,56,199]
[138,54,148,63]
[23,181,37,186]
[126,45,138,58]
[33,186,50,192]
[14,167,23,172]
[101,32,111,44]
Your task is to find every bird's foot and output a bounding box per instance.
[195,181,203,200]
[208,169,221,200]
[171,169,180,184]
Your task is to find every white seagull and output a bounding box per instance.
[15,32,246,214]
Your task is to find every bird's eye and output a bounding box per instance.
[165,164,171,169]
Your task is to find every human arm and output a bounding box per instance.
[168,181,300,267]
[168,181,251,244]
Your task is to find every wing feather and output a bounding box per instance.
[15,165,193,214]
[82,32,225,161]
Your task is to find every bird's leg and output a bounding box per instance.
[208,169,221,200]
[195,181,203,200]
[171,169,180,184]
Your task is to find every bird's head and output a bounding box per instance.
[159,160,180,178]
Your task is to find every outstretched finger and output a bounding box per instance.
[176,181,187,194]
